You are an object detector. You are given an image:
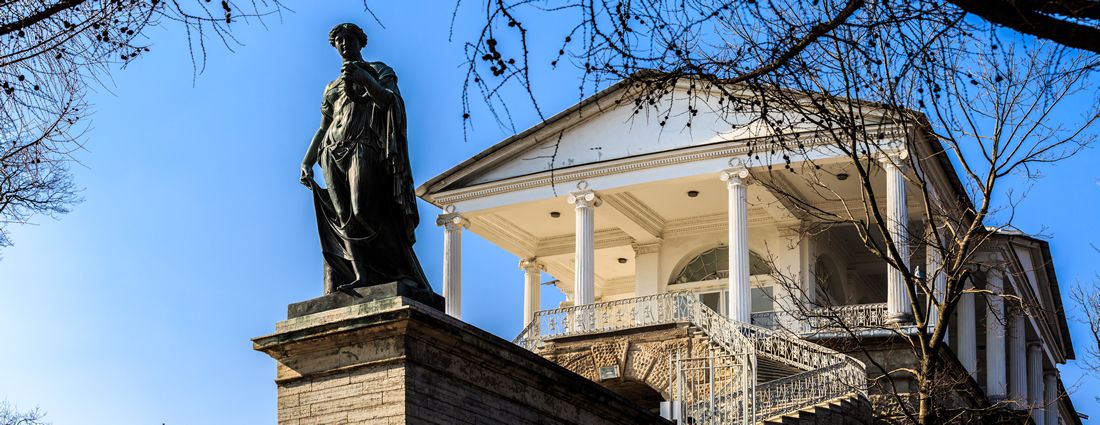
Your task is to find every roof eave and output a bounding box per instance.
[416,79,632,199]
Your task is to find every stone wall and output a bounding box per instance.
[253,296,670,425]
[533,325,699,402]
[277,363,406,424]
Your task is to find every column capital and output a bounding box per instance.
[777,225,804,239]
[567,189,602,209]
[436,213,470,230]
[631,240,662,255]
[876,149,910,165]
[519,258,545,272]
[720,168,751,186]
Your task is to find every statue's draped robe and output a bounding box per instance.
[311,61,429,292]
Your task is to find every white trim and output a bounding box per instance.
[425,128,909,208]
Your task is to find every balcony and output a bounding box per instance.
[751,303,891,336]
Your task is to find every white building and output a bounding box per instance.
[417,79,1081,424]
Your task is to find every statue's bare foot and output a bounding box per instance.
[336,281,364,297]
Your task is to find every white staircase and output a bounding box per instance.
[514,292,868,424]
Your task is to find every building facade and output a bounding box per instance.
[416,79,1080,424]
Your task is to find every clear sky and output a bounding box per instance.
[0,2,1097,424]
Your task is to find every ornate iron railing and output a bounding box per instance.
[750,310,779,329]
[513,292,754,355]
[513,292,867,423]
[751,302,890,335]
[754,358,867,420]
[807,303,889,331]
[668,352,753,425]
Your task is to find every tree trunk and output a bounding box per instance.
[917,352,939,425]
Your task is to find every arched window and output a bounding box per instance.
[671,246,772,285]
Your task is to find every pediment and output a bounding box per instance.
[419,81,889,198]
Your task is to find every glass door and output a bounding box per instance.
[698,290,727,316]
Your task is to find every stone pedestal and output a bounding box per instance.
[253,292,669,425]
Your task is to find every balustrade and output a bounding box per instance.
[514,293,868,423]
[751,303,890,335]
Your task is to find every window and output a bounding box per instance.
[671,246,772,284]
[699,291,725,315]
[751,287,774,312]
[695,288,772,317]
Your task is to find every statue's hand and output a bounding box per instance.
[300,163,315,188]
[341,63,373,84]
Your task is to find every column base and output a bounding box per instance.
[884,313,914,325]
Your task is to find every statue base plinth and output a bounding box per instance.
[287,281,444,319]
[252,292,669,425]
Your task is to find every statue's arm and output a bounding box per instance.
[361,75,395,107]
[300,110,332,187]
[344,63,395,107]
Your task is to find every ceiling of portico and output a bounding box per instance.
[487,196,581,239]
[465,161,926,259]
[470,174,782,242]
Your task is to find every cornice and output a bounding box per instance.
[426,127,909,206]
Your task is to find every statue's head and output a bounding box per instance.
[329,23,367,61]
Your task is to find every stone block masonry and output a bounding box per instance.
[253,295,670,425]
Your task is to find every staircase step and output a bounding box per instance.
[760,394,870,425]
[756,357,805,383]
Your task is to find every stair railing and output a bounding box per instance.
[512,292,867,423]
[753,356,867,420]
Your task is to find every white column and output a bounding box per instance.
[986,269,1007,401]
[568,189,601,306]
[776,227,805,332]
[926,240,946,336]
[1044,372,1059,425]
[721,169,751,323]
[958,277,978,379]
[520,258,543,327]
[632,241,661,297]
[437,213,469,319]
[881,153,913,324]
[1008,312,1028,409]
[1029,343,1045,424]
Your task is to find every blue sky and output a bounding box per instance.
[0,2,1097,424]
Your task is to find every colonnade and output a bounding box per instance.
[955,273,1061,423]
[432,154,1063,423]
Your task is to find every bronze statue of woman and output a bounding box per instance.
[299,23,430,295]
